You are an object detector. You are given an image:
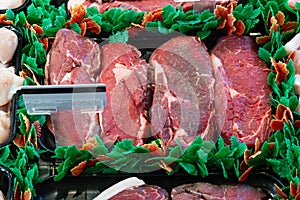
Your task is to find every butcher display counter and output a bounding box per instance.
[0,0,300,199]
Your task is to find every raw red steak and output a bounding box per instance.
[68,0,193,13]
[97,42,151,146]
[45,29,101,85]
[98,1,190,13]
[109,185,168,200]
[44,29,101,147]
[149,36,221,147]
[211,36,272,147]
[171,182,266,200]
[68,0,239,14]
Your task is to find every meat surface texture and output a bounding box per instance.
[45,29,101,147]
[108,185,168,200]
[149,36,220,147]
[68,0,193,13]
[45,28,101,85]
[211,36,272,147]
[97,42,151,146]
[171,182,266,200]
[98,0,187,13]
[68,0,238,14]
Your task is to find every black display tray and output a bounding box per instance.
[0,165,14,200]
[33,172,284,200]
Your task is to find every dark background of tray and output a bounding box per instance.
[0,165,14,200]
[33,172,284,200]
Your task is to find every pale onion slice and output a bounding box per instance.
[93,177,145,200]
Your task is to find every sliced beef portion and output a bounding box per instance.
[171,182,266,200]
[68,0,193,13]
[45,29,101,147]
[97,42,151,146]
[211,36,272,147]
[45,28,101,85]
[149,36,219,147]
[109,185,168,200]
[98,1,189,13]
[68,0,238,14]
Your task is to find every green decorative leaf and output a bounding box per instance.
[158,21,171,34]
[70,23,82,34]
[64,145,79,160]
[114,139,133,152]
[221,161,228,179]
[92,15,102,26]
[27,4,39,24]
[162,4,177,20]
[197,30,211,39]
[179,162,198,175]
[202,20,218,31]
[54,16,66,29]
[54,157,72,181]
[86,6,100,17]
[131,146,150,153]
[273,46,287,61]
[196,161,208,177]
[258,47,271,63]
[0,146,10,163]
[6,9,15,21]
[58,5,67,19]
[18,12,27,26]
[215,146,232,158]
[233,160,240,177]
[109,30,129,43]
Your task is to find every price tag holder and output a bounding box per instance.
[19,84,106,115]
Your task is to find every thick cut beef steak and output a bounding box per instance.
[108,185,168,200]
[211,36,272,147]
[45,29,101,147]
[68,0,193,13]
[171,182,266,200]
[97,42,151,146]
[45,29,101,85]
[149,36,219,147]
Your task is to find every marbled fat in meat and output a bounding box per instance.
[45,29,101,147]
[211,36,272,147]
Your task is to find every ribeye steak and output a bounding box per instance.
[171,182,266,200]
[45,29,101,147]
[97,42,151,146]
[211,35,272,147]
[149,36,219,147]
[109,185,168,200]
